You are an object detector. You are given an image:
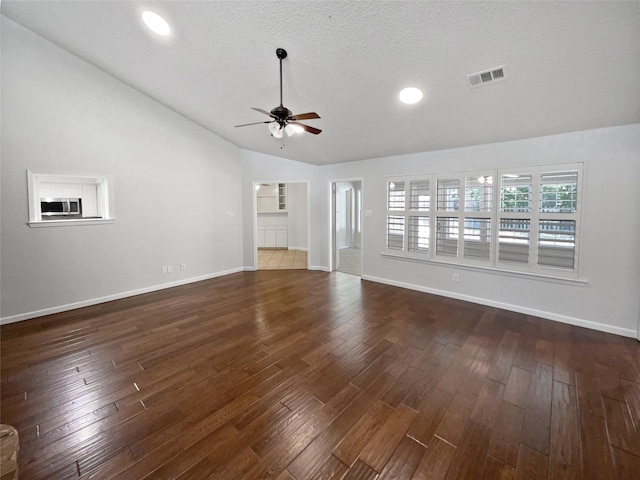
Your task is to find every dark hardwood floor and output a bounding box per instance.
[1,271,639,479]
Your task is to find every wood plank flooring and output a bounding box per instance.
[1,270,639,479]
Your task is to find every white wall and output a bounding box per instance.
[3,16,638,339]
[286,183,309,251]
[1,17,243,322]
[241,150,323,269]
[319,124,640,337]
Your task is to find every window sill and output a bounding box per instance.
[28,218,116,228]
[380,251,588,286]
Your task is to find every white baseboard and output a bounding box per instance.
[0,268,244,325]
[287,247,308,252]
[5,268,634,339]
[362,274,638,339]
[308,265,331,272]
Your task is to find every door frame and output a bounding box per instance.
[253,180,311,270]
[329,178,363,273]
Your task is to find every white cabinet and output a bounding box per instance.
[257,227,266,248]
[39,182,82,198]
[276,227,288,247]
[257,183,287,212]
[265,227,277,247]
[257,225,288,248]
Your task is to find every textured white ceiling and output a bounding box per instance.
[2,1,639,165]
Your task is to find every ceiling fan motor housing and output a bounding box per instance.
[271,105,292,122]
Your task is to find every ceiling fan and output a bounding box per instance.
[234,48,321,138]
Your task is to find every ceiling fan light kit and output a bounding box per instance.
[235,48,321,143]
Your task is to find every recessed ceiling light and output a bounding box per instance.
[142,11,171,36]
[399,87,423,105]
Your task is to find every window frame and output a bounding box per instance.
[384,163,583,280]
[27,170,115,227]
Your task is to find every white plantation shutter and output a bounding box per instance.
[465,176,492,212]
[408,216,429,253]
[384,164,581,279]
[540,172,578,213]
[499,219,530,264]
[436,217,458,256]
[538,220,575,269]
[387,181,405,210]
[386,215,404,251]
[464,218,491,260]
[409,180,430,211]
[500,174,532,212]
[437,178,459,211]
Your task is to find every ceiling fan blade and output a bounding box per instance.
[290,122,322,135]
[251,107,276,118]
[234,121,272,128]
[288,112,321,121]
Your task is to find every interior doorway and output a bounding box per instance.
[254,181,309,270]
[331,180,362,276]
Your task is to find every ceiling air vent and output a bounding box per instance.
[466,65,506,88]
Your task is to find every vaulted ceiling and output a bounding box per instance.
[3,1,639,165]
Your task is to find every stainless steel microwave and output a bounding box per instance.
[40,198,82,216]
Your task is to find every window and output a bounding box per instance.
[385,164,582,278]
[386,215,404,250]
[386,178,431,254]
[27,171,114,227]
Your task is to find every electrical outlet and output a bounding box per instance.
[167,265,173,273]
[161,266,168,274]
[180,263,187,271]
[452,273,460,283]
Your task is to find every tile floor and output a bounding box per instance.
[337,247,361,276]
[258,249,308,270]
[257,248,361,274]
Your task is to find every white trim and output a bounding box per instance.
[362,274,636,338]
[253,180,311,270]
[384,163,582,277]
[0,268,243,325]
[380,251,587,286]
[28,218,116,228]
[309,265,331,272]
[329,177,364,274]
[27,170,114,223]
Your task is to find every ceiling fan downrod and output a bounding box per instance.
[276,48,287,108]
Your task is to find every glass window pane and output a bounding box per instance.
[437,179,459,211]
[386,215,404,250]
[540,171,578,213]
[387,181,405,210]
[465,176,493,212]
[409,180,430,211]
[408,216,429,253]
[464,218,491,260]
[538,220,575,269]
[498,218,530,264]
[436,217,458,256]
[500,174,532,212]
